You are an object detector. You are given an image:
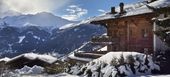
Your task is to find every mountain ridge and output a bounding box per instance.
[0,12,78,30]
[0,23,106,58]
[0,12,106,58]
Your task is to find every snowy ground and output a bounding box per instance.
[19,74,170,77]
[67,52,161,77]
[139,75,170,77]
[20,73,80,77]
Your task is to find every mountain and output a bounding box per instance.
[0,12,106,57]
[0,12,76,30]
[0,23,106,58]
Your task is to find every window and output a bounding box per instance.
[141,28,148,38]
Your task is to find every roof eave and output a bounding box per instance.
[90,12,155,25]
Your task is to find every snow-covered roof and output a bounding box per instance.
[68,53,93,62]
[82,0,170,23]
[167,31,170,34]
[0,57,11,62]
[8,53,57,64]
[97,46,107,51]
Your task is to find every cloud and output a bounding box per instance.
[0,0,70,18]
[62,5,88,21]
[0,0,20,18]
[98,9,107,14]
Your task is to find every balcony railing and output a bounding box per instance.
[74,52,103,59]
[91,35,119,44]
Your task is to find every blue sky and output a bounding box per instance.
[0,0,142,21]
[56,0,142,21]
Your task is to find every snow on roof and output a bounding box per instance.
[68,52,93,62]
[82,0,170,23]
[94,52,145,64]
[166,31,170,34]
[0,57,11,62]
[148,0,170,8]
[97,46,107,51]
[8,53,57,64]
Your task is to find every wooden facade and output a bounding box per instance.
[91,13,156,54]
[69,1,170,62]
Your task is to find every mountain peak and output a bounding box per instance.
[36,12,54,16]
[33,12,56,18]
[0,12,76,31]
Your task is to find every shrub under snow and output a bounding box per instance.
[67,52,160,77]
[15,65,44,74]
[2,65,44,77]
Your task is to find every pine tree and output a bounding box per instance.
[148,5,170,74]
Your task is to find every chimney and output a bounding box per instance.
[111,7,116,14]
[119,2,124,14]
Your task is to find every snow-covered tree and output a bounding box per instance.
[147,4,170,46]
[148,5,170,74]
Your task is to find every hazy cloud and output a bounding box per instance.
[0,0,70,18]
[98,9,107,14]
[0,0,20,18]
[62,5,88,21]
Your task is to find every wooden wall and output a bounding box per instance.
[104,14,155,53]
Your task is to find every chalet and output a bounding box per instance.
[6,53,57,69]
[69,0,170,62]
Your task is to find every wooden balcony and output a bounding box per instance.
[74,52,104,59]
[91,35,119,44]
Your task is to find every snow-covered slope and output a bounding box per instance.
[0,23,106,57]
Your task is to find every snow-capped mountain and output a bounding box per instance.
[0,23,106,58]
[0,12,106,58]
[0,12,76,29]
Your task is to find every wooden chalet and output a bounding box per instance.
[90,1,170,54]
[91,3,155,54]
[69,0,170,62]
